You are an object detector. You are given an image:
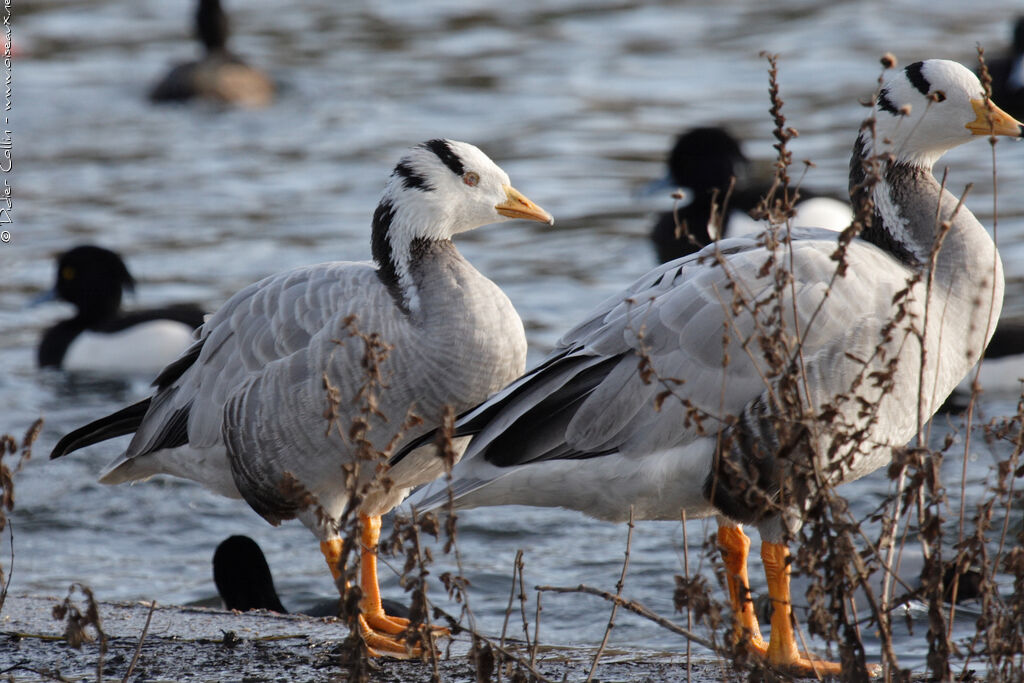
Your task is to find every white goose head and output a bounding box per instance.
[868,59,1023,168]
[852,59,1023,264]
[371,139,552,310]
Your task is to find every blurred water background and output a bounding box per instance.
[4,0,1024,674]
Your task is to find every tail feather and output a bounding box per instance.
[50,399,151,459]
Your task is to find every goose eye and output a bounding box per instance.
[463,171,480,187]
[61,267,75,281]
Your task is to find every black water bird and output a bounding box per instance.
[213,535,287,613]
[648,127,851,263]
[150,0,275,108]
[212,535,410,619]
[36,245,204,375]
[986,16,1024,119]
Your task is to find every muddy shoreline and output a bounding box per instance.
[0,595,735,682]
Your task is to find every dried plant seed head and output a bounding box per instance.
[881,53,897,69]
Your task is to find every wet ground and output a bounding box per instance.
[1,595,734,682]
[7,0,1024,680]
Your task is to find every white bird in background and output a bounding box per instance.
[51,139,553,656]
[402,60,1021,676]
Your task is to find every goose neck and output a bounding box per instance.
[371,199,456,315]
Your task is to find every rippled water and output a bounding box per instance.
[5,0,1024,675]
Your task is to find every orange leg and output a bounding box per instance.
[760,540,847,678]
[717,525,768,653]
[360,514,449,639]
[320,537,346,586]
[320,532,413,658]
[358,514,411,635]
[717,528,879,677]
[320,515,448,658]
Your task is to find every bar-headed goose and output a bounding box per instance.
[402,61,1021,676]
[51,139,553,656]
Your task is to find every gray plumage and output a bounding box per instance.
[56,139,553,543]
[405,61,1016,545]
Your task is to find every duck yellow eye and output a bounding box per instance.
[463,171,480,187]
[61,266,75,281]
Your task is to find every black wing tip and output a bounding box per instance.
[50,423,103,459]
[49,433,78,460]
[49,398,151,460]
[390,398,493,467]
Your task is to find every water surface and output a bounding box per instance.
[4,0,1024,675]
